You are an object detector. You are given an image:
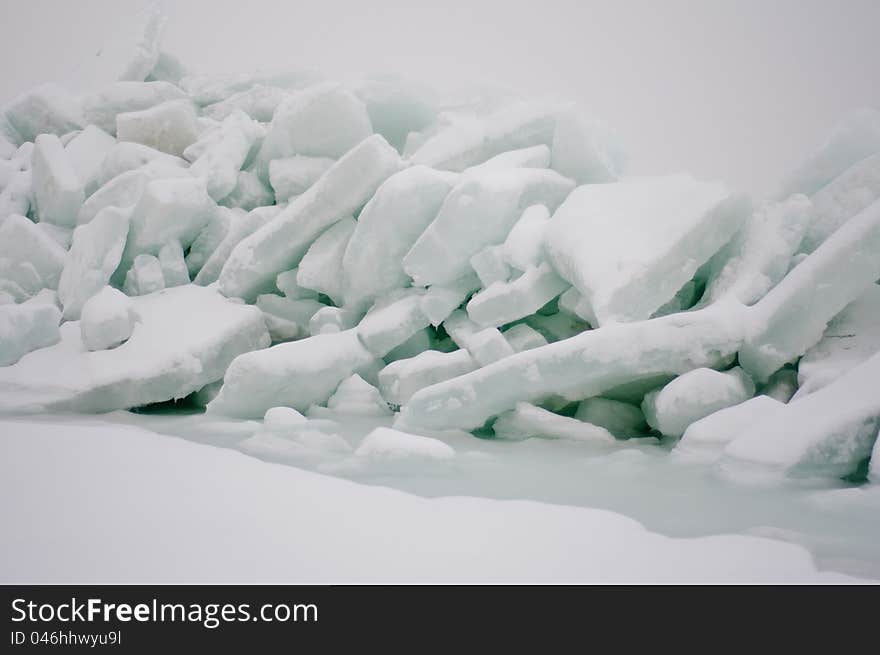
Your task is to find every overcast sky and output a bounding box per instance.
[2,0,878,196]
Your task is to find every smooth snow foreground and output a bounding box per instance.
[0,418,860,583]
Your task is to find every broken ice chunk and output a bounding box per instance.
[157,241,190,287]
[207,328,377,418]
[324,374,391,416]
[463,144,551,175]
[296,217,356,305]
[674,395,785,463]
[123,254,165,296]
[342,166,457,311]
[121,177,216,270]
[255,294,323,342]
[378,349,478,406]
[256,82,373,174]
[57,206,130,320]
[116,99,201,157]
[701,194,813,306]
[739,197,880,383]
[185,111,263,201]
[88,141,187,194]
[219,134,403,301]
[545,174,749,325]
[574,397,646,438]
[801,152,880,253]
[469,245,511,288]
[502,204,550,271]
[353,76,438,152]
[779,107,880,198]
[465,327,516,366]
[409,100,557,171]
[794,284,880,398]
[354,427,454,462]
[264,406,308,429]
[64,125,116,188]
[399,300,747,432]
[641,367,755,438]
[32,134,85,228]
[0,169,32,220]
[0,302,61,366]
[357,291,431,358]
[0,214,67,292]
[0,285,269,413]
[309,306,362,336]
[403,168,575,286]
[761,368,799,404]
[180,69,322,106]
[268,156,335,201]
[466,262,569,328]
[81,81,186,135]
[77,159,191,226]
[275,268,319,300]
[550,107,623,184]
[2,84,84,144]
[493,402,616,443]
[502,324,548,353]
[419,273,480,327]
[185,207,232,279]
[80,286,136,351]
[719,351,880,481]
[219,170,273,211]
[202,85,291,123]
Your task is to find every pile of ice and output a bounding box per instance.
[2,5,880,485]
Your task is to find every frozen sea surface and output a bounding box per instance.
[1,411,876,582]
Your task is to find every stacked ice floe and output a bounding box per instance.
[2,5,880,484]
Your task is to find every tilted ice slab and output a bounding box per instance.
[0,285,268,413]
[342,165,457,311]
[739,197,880,383]
[545,174,749,325]
[403,167,574,286]
[207,329,378,419]
[399,300,748,431]
[800,152,880,253]
[57,206,130,320]
[378,349,478,407]
[701,194,813,306]
[184,110,263,201]
[779,108,880,198]
[408,101,557,171]
[466,262,569,328]
[80,81,187,135]
[795,284,880,399]
[219,135,402,301]
[31,134,84,228]
[719,351,880,481]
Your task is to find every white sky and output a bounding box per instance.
[2,0,878,196]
